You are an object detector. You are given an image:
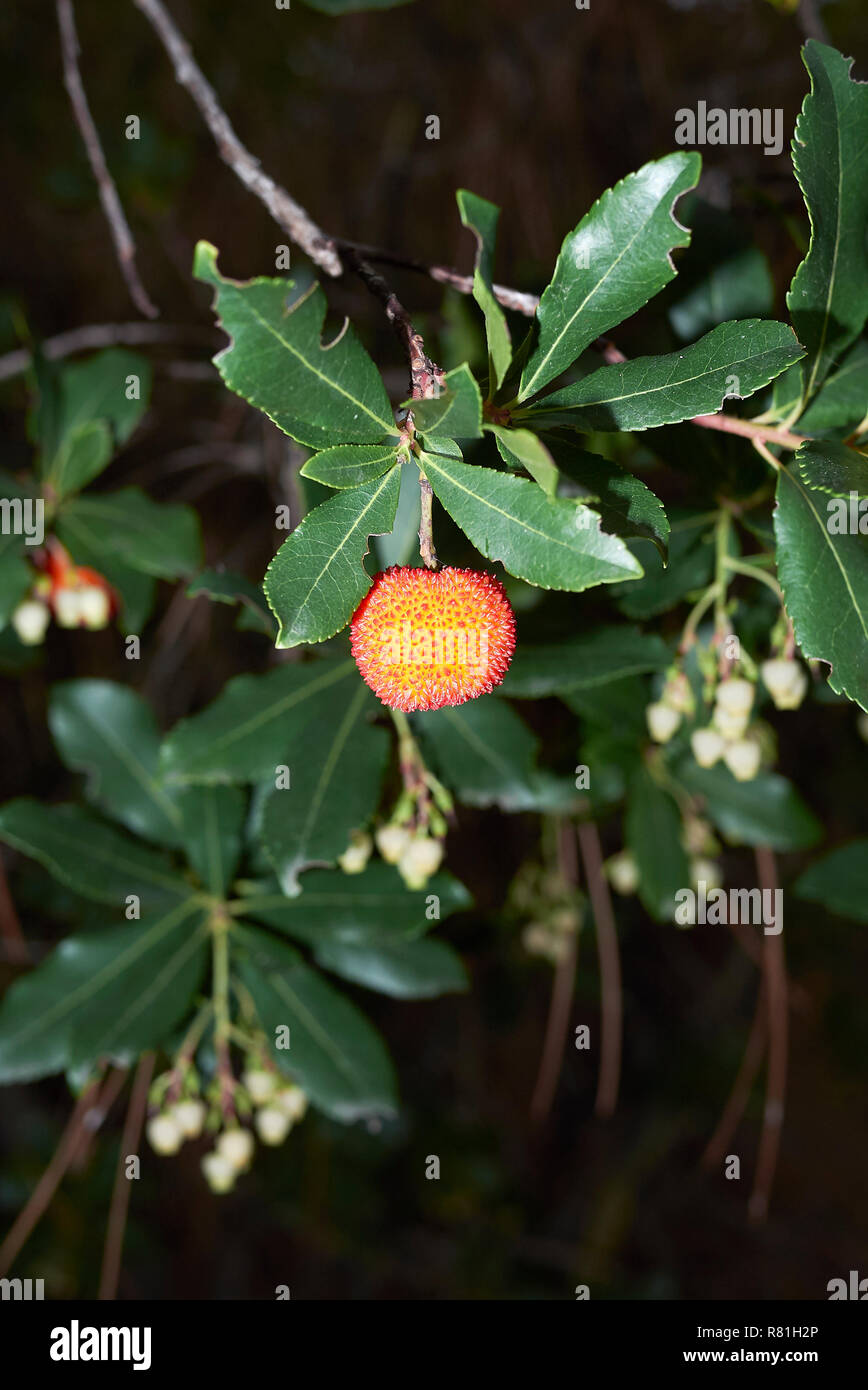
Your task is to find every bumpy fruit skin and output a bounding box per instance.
[350,566,516,712]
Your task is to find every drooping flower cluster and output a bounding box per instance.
[146,1053,309,1193]
[11,539,114,645]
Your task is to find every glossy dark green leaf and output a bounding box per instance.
[235,925,398,1120]
[550,442,669,556]
[518,152,701,400]
[50,420,112,500]
[522,320,804,431]
[264,468,401,647]
[456,189,512,388]
[238,862,470,944]
[300,443,399,489]
[194,241,395,448]
[314,936,469,998]
[0,799,189,908]
[796,440,868,497]
[797,341,868,435]
[677,760,822,850]
[177,785,246,896]
[613,513,715,620]
[160,658,357,785]
[416,696,540,810]
[626,766,689,920]
[0,901,206,1083]
[49,680,186,847]
[500,625,670,697]
[787,42,868,403]
[405,364,483,438]
[489,425,558,498]
[421,450,642,591]
[55,488,202,580]
[774,460,868,709]
[39,347,151,485]
[794,841,868,922]
[259,683,389,893]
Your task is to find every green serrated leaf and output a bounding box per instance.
[522,320,804,431]
[0,799,190,909]
[799,341,868,435]
[518,151,701,400]
[456,189,512,389]
[49,680,186,848]
[0,900,205,1083]
[420,449,642,590]
[788,42,868,404]
[405,364,483,439]
[300,443,400,488]
[499,625,670,698]
[160,658,357,784]
[774,459,868,709]
[193,241,395,448]
[550,441,669,556]
[235,925,398,1120]
[259,683,389,894]
[264,467,401,647]
[796,439,868,497]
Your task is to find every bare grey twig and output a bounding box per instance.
[124,1,804,461]
[131,0,342,277]
[57,0,158,319]
[335,238,541,317]
[0,322,221,383]
[339,246,444,569]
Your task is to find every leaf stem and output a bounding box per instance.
[211,915,235,1122]
[723,556,784,601]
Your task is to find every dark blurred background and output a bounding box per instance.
[1,0,867,1300]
